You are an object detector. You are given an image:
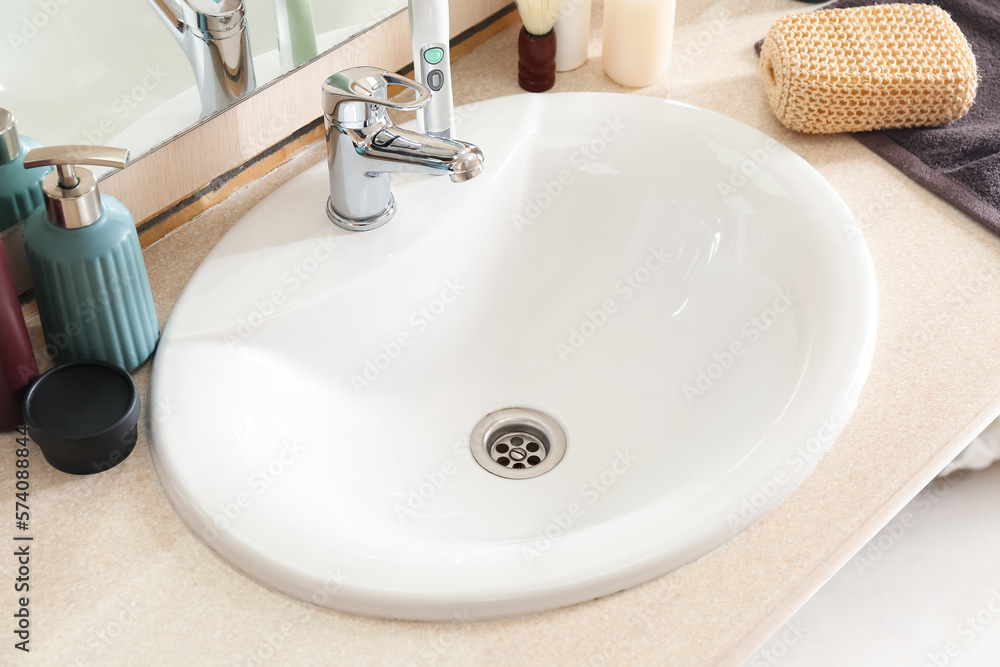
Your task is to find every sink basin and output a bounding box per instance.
[149,92,877,620]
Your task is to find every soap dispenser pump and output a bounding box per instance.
[21,146,159,372]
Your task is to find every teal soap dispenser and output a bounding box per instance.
[0,108,50,232]
[21,146,159,371]
[0,108,52,294]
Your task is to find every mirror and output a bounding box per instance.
[1,0,406,159]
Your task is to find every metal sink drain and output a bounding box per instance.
[470,407,566,480]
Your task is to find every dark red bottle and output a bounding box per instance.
[0,234,37,431]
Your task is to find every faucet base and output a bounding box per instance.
[326,195,395,232]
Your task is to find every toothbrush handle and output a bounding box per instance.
[410,0,455,138]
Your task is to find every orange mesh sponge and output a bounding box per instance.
[759,3,978,134]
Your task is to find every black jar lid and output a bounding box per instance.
[22,360,140,475]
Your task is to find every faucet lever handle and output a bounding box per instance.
[322,67,432,122]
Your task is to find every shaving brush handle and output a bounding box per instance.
[518,27,557,93]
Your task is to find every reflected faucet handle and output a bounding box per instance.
[322,67,432,125]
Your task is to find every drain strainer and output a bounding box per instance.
[470,407,566,479]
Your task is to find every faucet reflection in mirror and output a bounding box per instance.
[322,67,485,232]
[146,0,257,117]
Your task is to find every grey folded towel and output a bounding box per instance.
[757,0,1000,234]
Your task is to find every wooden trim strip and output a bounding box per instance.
[136,122,324,248]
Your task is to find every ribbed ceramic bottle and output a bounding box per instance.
[0,109,52,295]
[23,195,159,371]
[0,110,50,234]
[0,134,47,233]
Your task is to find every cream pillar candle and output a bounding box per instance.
[602,0,676,87]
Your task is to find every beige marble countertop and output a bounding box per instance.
[5,1,1000,664]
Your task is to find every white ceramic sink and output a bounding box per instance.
[149,93,877,620]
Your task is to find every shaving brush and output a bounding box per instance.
[515,0,563,92]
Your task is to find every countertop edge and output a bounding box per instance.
[723,392,1000,664]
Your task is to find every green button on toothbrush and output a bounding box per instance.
[409,0,455,138]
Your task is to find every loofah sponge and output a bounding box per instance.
[759,3,978,134]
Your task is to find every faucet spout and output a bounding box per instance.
[146,0,257,117]
[359,125,485,182]
[448,143,487,183]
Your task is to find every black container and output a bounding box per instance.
[22,360,140,475]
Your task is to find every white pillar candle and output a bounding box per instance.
[554,0,593,72]
[602,0,676,87]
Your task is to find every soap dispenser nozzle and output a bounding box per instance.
[23,146,129,230]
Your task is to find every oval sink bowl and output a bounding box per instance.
[149,93,877,620]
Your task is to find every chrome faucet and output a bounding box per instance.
[146,0,257,117]
[321,67,485,232]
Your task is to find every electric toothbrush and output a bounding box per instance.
[409,0,454,139]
